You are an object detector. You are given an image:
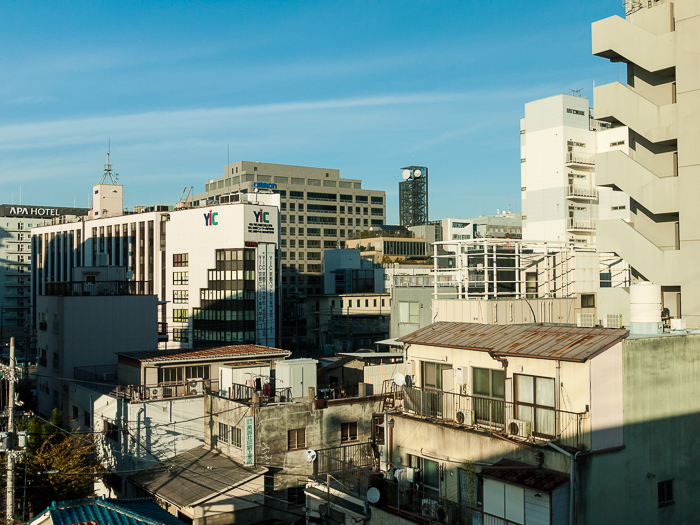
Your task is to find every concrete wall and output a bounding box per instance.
[206,394,382,491]
[391,286,457,338]
[36,294,157,417]
[581,333,700,525]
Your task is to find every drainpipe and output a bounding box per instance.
[547,442,581,525]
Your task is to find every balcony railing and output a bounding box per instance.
[215,382,294,404]
[565,152,595,166]
[379,478,520,525]
[566,218,596,231]
[44,280,153,296]
[111,379,219,403]
[402,385,587,449]
[566,185,598,199]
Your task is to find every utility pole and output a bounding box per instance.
[6,337,15,524]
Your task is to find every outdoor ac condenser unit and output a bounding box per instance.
[456,409,474,426]
[507,419,532,438]
[577,313,595,328]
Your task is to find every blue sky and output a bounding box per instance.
[0,1,624,222]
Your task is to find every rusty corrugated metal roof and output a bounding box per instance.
[118,345,290,364]
[396,322,628,362]
[481,459,569,492]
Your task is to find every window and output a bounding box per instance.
[232,426,242,448]
[472,367,505,425]
[658,479,674,507]
[371,196,383,205]
[399,301,419,324]
[408,455,440,495]
[173,253,189,267]
[355,195,368,203]
[104,420,119,442]
[422,362,451,390]
[611,205,626,211]
[356,299,360,307]
[581,294,595,308]
[173,309,189,323]
[173,272,188,285]
[514,374,555,437]
[173,290,188,303]
[566,108,585,116]
[84,410,91,428]
[288,428,306,450]
[159,367,183,382]
[173,328,189,343]
[610,140,625,147]
[341,422,358,443]
[218,422,229,444]
[287,486,306,507]
[72,405,78,420]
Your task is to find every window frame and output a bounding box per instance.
[288,428,306,450]
[340,422,358,443]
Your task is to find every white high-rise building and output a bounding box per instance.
[520,94,630,244]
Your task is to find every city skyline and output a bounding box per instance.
[1,1,625,223]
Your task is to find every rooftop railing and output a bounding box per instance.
[44,280,153,296]
[567,218,596,231]
[565,152,595,166]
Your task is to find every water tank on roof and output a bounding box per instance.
[630,283,662,335]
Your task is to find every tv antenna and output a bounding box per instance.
[98,139,119,185]
[570,88,583,97]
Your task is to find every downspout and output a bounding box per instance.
[547,442,581,525]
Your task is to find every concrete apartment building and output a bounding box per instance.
[0,204,88,347]
[191,161,386,350]
[520,94,630,244]
[592,0,697,324]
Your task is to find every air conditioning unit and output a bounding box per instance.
[421,499,438,519]
[131,390,140,402]
[603,314,622,328]
[507,419,532,438]
[671,318,686,331]
[187,382,201,395]
[456,409,474,426]
[150,387,163,400]
[577,312,595,328]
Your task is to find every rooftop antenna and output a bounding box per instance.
[570,88,583,97]
[97,140,119,185]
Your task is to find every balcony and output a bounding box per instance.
[157,322,168,342]
[214,381,294,405]
[566,218,596,231]
[592,14,675,73]
[565,152,595,167]
[566,185,598,200]
[307,442,520,525]
[109,379,220,402]
[402,385,587,449]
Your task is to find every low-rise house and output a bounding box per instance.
[206,366,385,523]
[128,446,268,525]
[67,344,290,495]
[29,496,182,525]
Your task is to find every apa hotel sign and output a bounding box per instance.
[0,205,89,219]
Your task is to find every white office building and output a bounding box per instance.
[520,94,630,244]
[32,165,281,349]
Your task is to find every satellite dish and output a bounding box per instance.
[413,169,422,178]
[304,450,317,463]
[393,373,406,387]
[367,487,381,504]
[402,169,411,180]
[126,270,133,280]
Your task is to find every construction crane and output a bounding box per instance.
[176,186,193,210]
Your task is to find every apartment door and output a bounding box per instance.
[442,368,454,421]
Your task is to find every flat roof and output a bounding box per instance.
[481,459,569,492]
[118,345,290,364]
[397,322,629,363]
[337,352,403,359]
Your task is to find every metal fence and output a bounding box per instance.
[402,385,587,449]
[216,382,294,404]
[111,379,219,402]
[381,478,520,525]
[312,442,377,498]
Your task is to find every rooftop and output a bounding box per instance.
[118,345,290,364]
[481,459,569,493]
[128,446,267,508]
[29,497,182,525]
[397,322,629,363]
